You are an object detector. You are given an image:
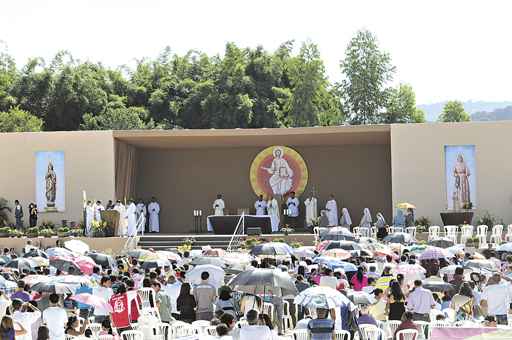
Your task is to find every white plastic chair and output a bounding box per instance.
[120,330,143,340]
[191,320,210,335]
[395,329,419,340]
[490,225,504,245]
[386,320,402,339]
[282,300,294,333]
[389,226,404,234]
[355,325,385,340]
[428,226,440,240]
[505,225,512,242]
[444,225,458,244]
[87,323,102,338]
[414,321,429,340]
[171,320,195,338]
[460,225,474,244]
[477,225,488,246]
[65,335,76,340]
[371,227,378,239]
[98,335,114,340]
[334,329,351,340]
[353,227,361,238]
[360,227,371,238]
[313,227,321,244]
[154,322,170,340]
[138,287,156,309]
[205,325,217,336]
[262,302,275,322]
[406,226,417,239]
[294,329,309,340]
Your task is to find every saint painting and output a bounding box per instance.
[445,145,476,210]
[36,151,65,212]
[261,147,294,196]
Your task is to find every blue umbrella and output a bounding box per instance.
[313,256,357,272]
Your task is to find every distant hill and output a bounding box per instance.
[471,105,512,121]
[418,101,512,122]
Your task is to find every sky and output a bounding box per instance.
[1,0,511,104]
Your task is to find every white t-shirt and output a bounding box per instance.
[319,276,338,290]
[481,283,512,316]
[12,310,41,340]
[0,297,10,320]
[239,325,273,340]
[93,286,114,316]
[164,282,182,314]
[42,306,67,340]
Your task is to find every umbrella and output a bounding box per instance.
[347,291,376,305]
[464,260,498,272]
[396,202,416,209]
[394,264,426,283]
[375,276,395,290]
[74,256,96,275]
[383,232,415,244]
[223,252,253,271]
[321,227,356,241]
[422,277,455,293]
[22,275,51,287]
[324,241,362,251]
[408,244,428,254]
[0,257,7,266]
[190,257,226,268]
[496,243,512,252]
[23,249,48,259]
[312,257,357,272]
[127,249,154,259]
[203,249,225,257]
[49,256,81,273]
[5,258,34,271]
[373,244,398,259]
[228,268,297,297]
[28,256,49,268]
[428,238,455,248]
[155,251,181,262]
[70,293,112,312]
[322,249,352,260]
[64,240,90,255]
[140,258,171,269]
[250,242,293,256]
[51,275,92,289]
[419,247,453,260]
[46,247,74,258]
[87,252,116,269]
[0,276,17,290]
[446,245,465,257]
[293,246,317,259]
[294,286,354,309]
[186,265,225,288]
[31,281,75,294]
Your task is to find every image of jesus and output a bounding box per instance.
[261,147,294,196]
[453,154,471,208]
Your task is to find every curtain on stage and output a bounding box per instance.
[115,140,137,201]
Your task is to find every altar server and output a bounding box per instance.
[126,199,137,237]
[213,194,225,216]
[304,196,318,227]
[94,200,105,222]
[286,191,299,227]
[325,194,339,226]
[114,200,127,236]
[267,195,280,232]
[254,194,267,216]
[85,201,94,236]
[148,197,160,233]
[136,199,147,219]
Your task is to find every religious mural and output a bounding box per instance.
[249,146,308,198]
[35,151,65,212]
[445,145,476,210]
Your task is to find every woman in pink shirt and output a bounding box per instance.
[350,267,368,291]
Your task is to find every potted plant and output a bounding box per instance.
[290,241,303,248]
[0,227,10,238]
[26,227,39,238]
[39,228,55,237]
[57,226,71,237]
[8,228,23,238]
[91,220,107,237]
[281,226,294,236]
[415,217,431,233]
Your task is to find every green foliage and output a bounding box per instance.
[0,107,43,132]
[40,220,55,229]
[475,211,503,227]
[290,241,303,248]
[384,84,424,123]
[81,106,157,130]
[242,237,262,250]
[0,198,11,227]
[415,216,431,227]
[438,101,470,122]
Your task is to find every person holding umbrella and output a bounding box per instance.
[307,308,335,340]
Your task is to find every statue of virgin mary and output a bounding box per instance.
[45,161,57,208]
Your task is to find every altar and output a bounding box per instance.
[207,215,272,234]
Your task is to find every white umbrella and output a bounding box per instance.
[294,286,354,309]
[64,240,90,255]
[46,247,74,258]
[394,263,426,283]
[187,264,225,288]
[293,246,317,258]
[496,243,512,252]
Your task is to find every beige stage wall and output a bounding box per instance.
[0,131,116,227]
[391,121,512,226]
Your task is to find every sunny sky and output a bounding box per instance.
[1,0,511,104]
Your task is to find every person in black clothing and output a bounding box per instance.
[176,283,197,323]
[29,203,38,228]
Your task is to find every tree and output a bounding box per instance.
[81,106,154,130]
[384,84,423,123]
[0,45,18,112]
[340,30,395,124]
[0,107,43,132]
[438,101,470,122]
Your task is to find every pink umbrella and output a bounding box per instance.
[70,293,112,312]
[73,256,96,275]
[322,249,352,260]
[419,246,453,260]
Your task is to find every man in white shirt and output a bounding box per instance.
[481,273,512,325]
[213,194,225,216]
[94,200,105,222]
[93,276,114,323]
[11,299,41,340]
[164,275,182,318]
[406,280,436,322]
[42,294,68,340]
[254,195,267,216]
[286,191,299,228]
[239,309,272,340]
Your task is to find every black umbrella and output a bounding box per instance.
[5,258,33,272]
[324,241,362,251]
[30,282,74,294]
[383,232,415,244]
[250,243,294,256]
[23,249,48,259]
[321,227,356,241]
[422,278,455,293]
[87,252,116,269]
[428,238,455,249]
[49,257,81,273]
[228,268,298,297]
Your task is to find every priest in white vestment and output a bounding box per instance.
[254,195,267,216]
[325,194,339,226]
[213,194,225,216]
[114,201,127,236]
[286,191,299,227]
[267,196,280,232]
[340,208,352,229]
[304,196,318,226]
[126,200,137,237]
[136,200,147,219]
[148,197,160,233]
[94,200,105,222]
[85,201,94,237]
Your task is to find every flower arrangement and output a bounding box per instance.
[290,241,303,248]
[177,238,195,253]
[39,228,55,237]
[280,227,295,236]
[8,228,24,237]
[241,237,261,250]
[57,226,71,237]
[0,227,10,237]
[91,220,108,237]
[40,220,56,229]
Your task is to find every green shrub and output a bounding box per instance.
[475,211,503,227]
[290,241,303,248]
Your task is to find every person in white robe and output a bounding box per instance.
[114,200,127,236]
[286,192,299,227]
[304,196,318,227]
[148,197,160,233]
[213,194,225,216]
[254,195,267,216]
[267,195,280,232]
[325,194,339,227]
[136,200,147,219]
[360,208,373,229]
[85,201,94,237]
[94,200,105,222]
[126,200,137,237]
[340,208,352,229]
